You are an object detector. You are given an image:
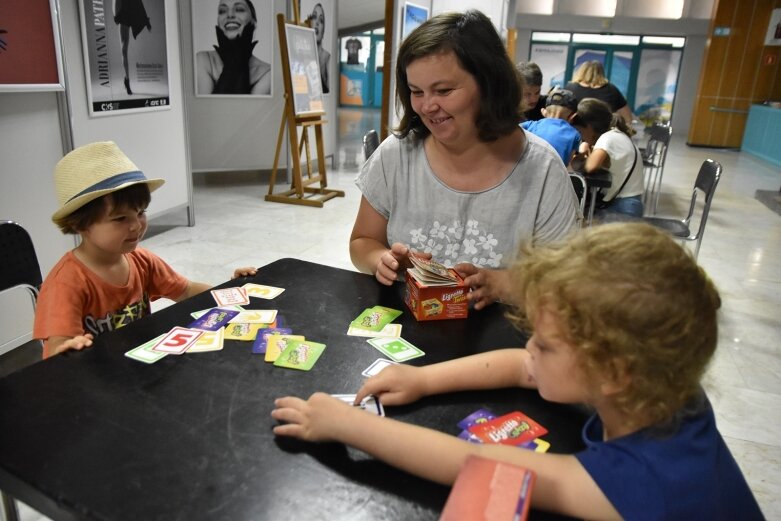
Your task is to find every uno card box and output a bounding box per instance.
[404,269,468,321]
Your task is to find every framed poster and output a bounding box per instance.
[401,2,429,41]
[192,0,274,97]
[284,23,324,116]
[300,0,333,95]
[78,0,170,116]
[0,0,64,92]
[766,8,781,46]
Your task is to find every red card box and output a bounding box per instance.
[439,455,535,521]
[467,411,548,446]
[404,269,469,321]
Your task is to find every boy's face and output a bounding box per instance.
[522,85,541,110]
[524,308,592,404]
[80,199,148,255]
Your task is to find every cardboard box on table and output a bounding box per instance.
[404,269,468,321]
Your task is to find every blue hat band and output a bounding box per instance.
[66,171,147,204]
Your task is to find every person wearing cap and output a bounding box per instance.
[521,88,581,167]
[33,141,257,359]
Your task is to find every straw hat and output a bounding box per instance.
[52,141,164,222]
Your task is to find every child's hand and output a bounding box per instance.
[44,334,95,358]
[231,266,258,279]
[375,243,431,286]
[453,265,511,310]
[272,392,352,442]
[354,364,426,406]
[578,141,591,155]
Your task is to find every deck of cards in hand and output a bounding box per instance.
[405,256,468,321]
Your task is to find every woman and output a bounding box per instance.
[112,0,152,95]
[308,3,330,94]
[565,60,634,127]
[574,98,644,218]
[196,0,271,95]
[350,10,580,310]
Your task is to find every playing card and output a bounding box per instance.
[211,287,250,306]
[518,438,550,453]
[228,309,278,324]
[346,323,402,338]
[467,411,548,446]
[151,327,204,354]
[264,334,305,362]
[190,305,244,319]
[350,306,402,332]
[125,334,167,363]
[273,340,326,371]
[187,328,225,353]
[409,256,458,282]
[251,327,293,354]
[242,283,285,300]
[187,308,239,331]
[361,358,398,377]
[367,336,425,362]
[224,322,264,341]
[457,408,497,430]
[331,394,385,416]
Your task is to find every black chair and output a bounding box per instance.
[363,129,380,160]
[643,159,721,260]
[642,123,672,215]
[568,172,587,220]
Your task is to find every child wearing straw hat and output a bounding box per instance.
[34,141,257,359]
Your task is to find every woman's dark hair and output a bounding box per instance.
[246,0,257,22]
[574,98,632,137]
[516,61,542,87]
[393,10,522,142]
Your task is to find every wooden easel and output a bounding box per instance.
[266,10,344,208]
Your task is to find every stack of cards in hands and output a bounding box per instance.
[456,408,550,452]
[407,256,460,287]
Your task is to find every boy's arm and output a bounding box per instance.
[272,393,620,520]
[174,280,211,302]
[43,334,94,359]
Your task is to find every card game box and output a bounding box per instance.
[439,455,535,521]
[404,268,468,321]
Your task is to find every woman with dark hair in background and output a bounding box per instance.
[349,10,580,310]
[196,0,271,95]
[112,0,151,95]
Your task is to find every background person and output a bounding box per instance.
[516,61,546,121]
[521,88,581,167]
[349,11,580,310]
[196,0,271,95]
[565,60,634,127]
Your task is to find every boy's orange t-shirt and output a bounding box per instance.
[33,247,189,347]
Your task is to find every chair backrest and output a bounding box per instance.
[363,130,380,160]
[686,159,722,256]
[648,123,672,145]
[0,220,42,293]
[568,172,587,216]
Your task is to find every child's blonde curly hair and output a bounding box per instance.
[508,222,721,428]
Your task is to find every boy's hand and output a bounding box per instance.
[44,334,95,358]
[453,264,511,310]
[375,243,431,286]
[232,266,258,279]
[354,364,426,406]
[272,392,352,442]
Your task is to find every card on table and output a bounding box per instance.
[242,283,285,300]
[518,438,550,453]
[224,322,264,341]
[467,411,548,446]
[125,334,167,363]
[190,305,244,320]
[350,306,403,332]
[187,328,225,353]
[150,327,205,354]
[251,327,293,354]
[331,394,385,416]
[457,408,497,430]
[187,308,239,331]
[228,309,278,324]
[273,340,326,371]
[346,323,402,338]
[361,358,398,377]
[367,336,425,362]
[210,287,250,307]
[264,334,305,362]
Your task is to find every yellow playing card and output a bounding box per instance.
[264,334,305,362]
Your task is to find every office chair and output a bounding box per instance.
[642,123,672,215]
[568,172,587,220]
[642,159,721,260]
[363,129,380,160]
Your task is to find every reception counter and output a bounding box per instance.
[741,104,781,167]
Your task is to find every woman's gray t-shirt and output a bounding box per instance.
[356,132,580,268]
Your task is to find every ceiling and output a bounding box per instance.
[337,0,386,31]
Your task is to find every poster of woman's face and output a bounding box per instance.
[300,0,333,95]
[191,0,273,97]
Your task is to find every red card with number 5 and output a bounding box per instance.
[151,327,204,354]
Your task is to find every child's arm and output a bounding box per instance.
[174,281,211,302]
[43,334,94,359]
[272,392,620,520]
[584,147,610,174]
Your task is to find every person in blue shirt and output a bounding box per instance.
[521,88,581,167]
[272,222,764,520]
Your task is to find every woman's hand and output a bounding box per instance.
[354,364,427,406]
[272,392,353,442]
[375,243,431,286]
[453,264,511,310]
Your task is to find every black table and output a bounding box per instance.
[0,259,587,521]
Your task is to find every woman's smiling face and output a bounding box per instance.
[218,0,254,39]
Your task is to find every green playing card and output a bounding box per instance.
[350,306,403,332]
[273,340,327,371]
[124,334,167,364]
[366,336,424,362]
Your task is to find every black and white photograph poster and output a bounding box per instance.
[300,0,333,95]
[192,0,274,97]
[78,0,170,116]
